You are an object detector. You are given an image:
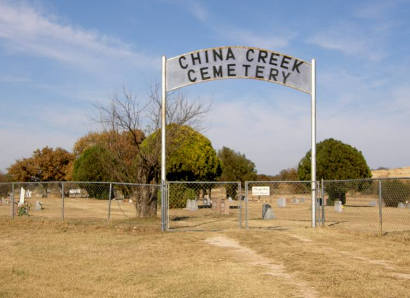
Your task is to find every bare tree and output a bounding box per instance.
[95,84,211,217]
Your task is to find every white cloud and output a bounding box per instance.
[189,1,208,22]
[176,0,293,50]
[204,98,311,175]
[199,80,410,175]
[0,1,158,72]
[308,22,388,61]
[309,0,406,62]
[0,74,31,83]
[218,27,294,50]
[354,1,398,20]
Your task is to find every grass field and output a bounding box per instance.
[0,215,409,298]
[372,166,410,178]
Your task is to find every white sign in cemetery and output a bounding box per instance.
[161,46,317,230]
[166,46,311,93]
[252,186,270,196]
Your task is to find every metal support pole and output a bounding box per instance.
[238,182,242,228]
[378,180,383,236]
[166,182,170,230]
[311,59,317,228]
[61,182,65,221]
[107,183,112,222]
[321,178,325,226]
[161,55,167,232]
[11,183,15,219]
[245,182,249,229]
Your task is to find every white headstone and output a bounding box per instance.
[19,187,25,206]
[264,208,275,220]
[262,203,275,219]
[277,198,286,208]
[397,202,406,208]
[334,201,343,213]
[369,200,377,207]
[185,199,198,211]
[35,201,43,210]
[228,196,232,201]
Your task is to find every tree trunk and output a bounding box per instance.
[135,185,158,217]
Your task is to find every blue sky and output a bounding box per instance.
[0,0,410,175]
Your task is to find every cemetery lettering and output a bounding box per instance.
[178,48,299,84]
[167,46,311,93]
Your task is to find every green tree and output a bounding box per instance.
[144,124,221,181]
[141,124,221,208]
[72,145,116,199]
[297,138,371,204]
[218,147,257,198]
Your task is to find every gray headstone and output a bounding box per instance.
[369,200,377,207]
[264,207,275,220]
[299,198,305,203]
[291,198,299,204]
[334,201,343,213]
[262,203,270,217]
[35,201,43,210]
[185,199,198,211]
[277,198,286,208]
[262,203,275,219]
[397,202,406,208]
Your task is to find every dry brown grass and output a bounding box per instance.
[1,207,410,297]
[1,195,410,297]
[372,166,410,178]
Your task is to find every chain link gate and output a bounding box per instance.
[165,181,242,231]
[245,181,318,229]
[322,178,410,234]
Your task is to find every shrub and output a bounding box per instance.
[72,146,115,200]
[381,180,410,207]
[298,138,372,205]
[169,184,197,208]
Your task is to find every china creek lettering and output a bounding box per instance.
[176,47,304,84]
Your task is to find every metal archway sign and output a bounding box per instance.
[160,46,316,230]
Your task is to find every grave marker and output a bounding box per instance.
[277,198,286,208]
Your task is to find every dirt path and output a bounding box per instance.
[205,235,318,298]
[287,232,410,281]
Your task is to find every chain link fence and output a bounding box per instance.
[166,181,241,231]
[245,181,314,229]
[0,181,161,223]
[322,178,410,234]
[1,178,409,234]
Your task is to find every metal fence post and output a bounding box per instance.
[315,181,320,226]
[321,178,325,226]
[238,182,242,228]
[161,182,165,232]
[378,180,383,236]
[107,183,112,223]
[61,182,65,221]
[11,183,15,219]
[245,181,248,229]
[166,182,169,230]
